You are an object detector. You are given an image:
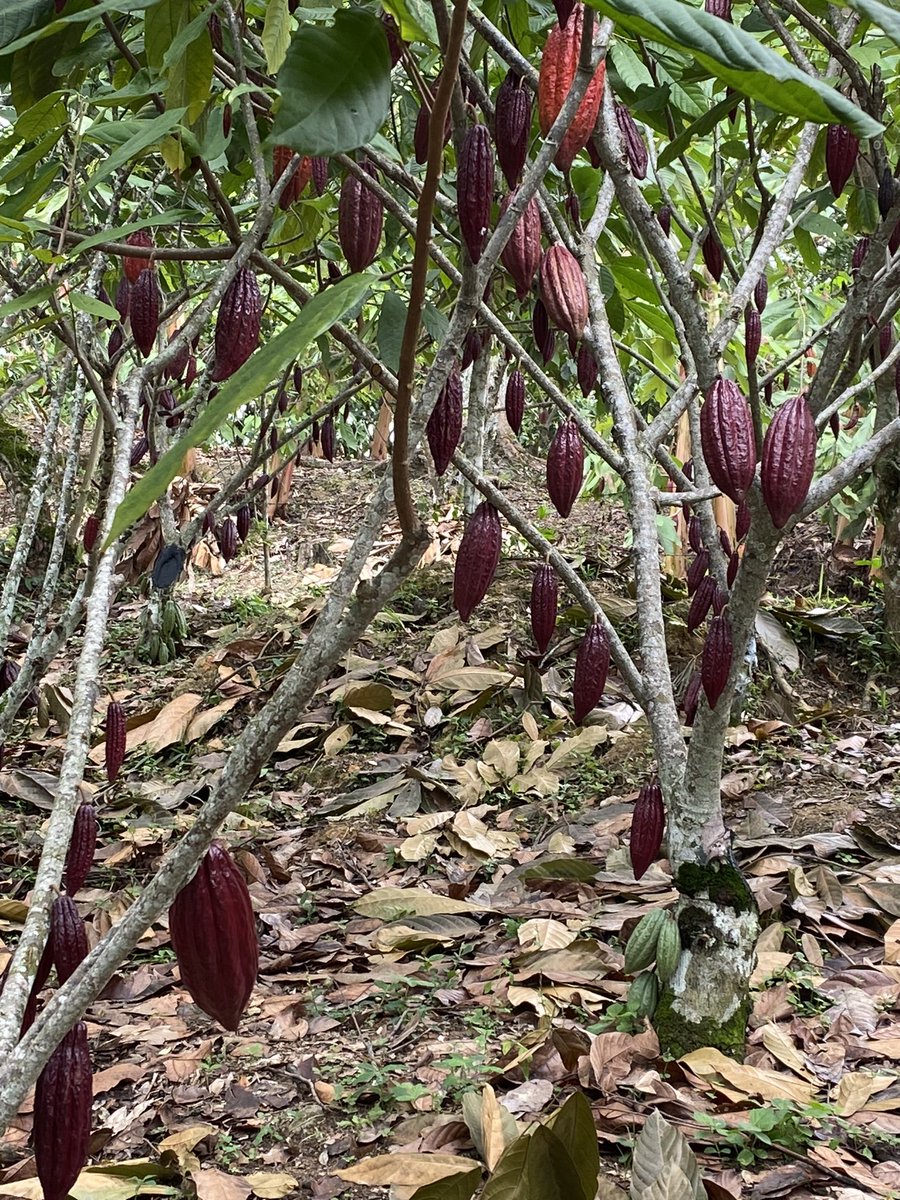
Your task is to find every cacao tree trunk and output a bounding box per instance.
[874,370,900,648]
[462,349,501,514]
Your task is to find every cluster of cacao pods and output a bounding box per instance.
[537,5,606,173]
[623,903,682,1019]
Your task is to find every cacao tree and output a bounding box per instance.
[1,2,900,1183]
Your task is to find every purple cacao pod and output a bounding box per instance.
[687,548,709,597]
[687,515,703,555]
[34,1022,92,1200]
[236,504,251,542]
[760,393,817,528]
[505,369,525,436]
[825,125,858,198]
[701,613,733,709]
[532,298,556,364]
[701,229,724,282]
[577,343,599,396]
[50,894,89,984]
[64,802,97,896]
[727,550,740,588]
[704,0,732,18]
[552,0,576,26]
[462,329,483,369]
[414,89,451,165]
[630,778,664,880]
[657,205,672,237]
[547,418,584,517]
[573,621,610,724]
[719,528,733,558]
[687,573,716,633]
[615,102,648,179]
[426,368,464,475]
[736,498,751,541]
[311,156,329,196]
[878,166,895,219]
[682,670,702,726]
[566,190,581,229]
[457,125,495,264]
[531,564,558,655]
[321,415,336,462]
[700,377,757,503]
[105,700,126,783]
[381,10,404,65]
[852,236,870,272]
[130,269,160,358]
[745,306,761,368]
[82,514,100,554]
[114,276,131,321]
[713,583,728,614]
[293,364,304,394]
[338,161,384,272]
[754,274,768,312]
[495,71,532,189]
[453,502,502,622]
[130,436,149,467]
[217,519,238,563]
[539,244,588,341]
[500,192,541,299]
[211,267,261,382]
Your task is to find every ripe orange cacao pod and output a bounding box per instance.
[532,298,556,363]
[453,502,502,622]
[123,231,153,283]
[701,612,733,709]
[760,393,817,528]
[50,894,88,984]
[825,125,858,198]
[495,71,532,188]
[130,269,160,358]
[272,145,312,209]
[577,343,598,396]
[504,369,525,436]
[64,802,97,896]
[105,700,126,783]
[614,102,647,179]
[500,192,541,299]
[744,306,761,367]
[531,563,558,654]
[701,229,724,282]
[34,1021,92,1200]
[538,4,606,173]
[687,572,716,634]
[211,267,261,382]
[573,620,610,724]
[539,244,588,341]
[457,125,494,263]
[82,514,100,554]
[630,778,664,879]
[547,418,584,517]
[682,670,702,726]
[168,842,259,1030]
[427,368,463,475]
[217,518,238,563]
[700,377,756,503]
[339,161,384,272]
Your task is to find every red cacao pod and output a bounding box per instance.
[462,328,483,369]
[217,518,238,563]
[701,612,733,709]
[573,620,610,724]
[64,802,97,896]
[532,298,556,363]
[538,5,606,173]
[547,418,584,517]
[211,267,262,382]
[34,1022,92,1200]
[50,894,88,984]
[825,125,858,198]
[736,498,751,541]
[760,393,817,528]
[744,306,761,368]
[427,368,463,475]
[701,229,724,282]
[700,377,757,503]
[754,274,768,312]
[338,161,384,272]
[682,670,702,726]
[311,156,329,196]
[457,124,495,263]
[236,504,251,542]
[105,700,126,783]
[505,369,525,436]
[168,842,259,1030]
[614,102,647,179]
[687,572,716,633]
[657,205,672,237]
[500,192,541,299]
[539,244,588,341]
[321,415,336,462]
[686,548,709,596]
[577,343,598,396]
[495,71,532,189]
[630,777,664,879]
[130,269,160,358]
[531,564,559,655]
[82,514,100,554]
[123,230,153,283]
[272,145,312,209]
[453,502,502,622]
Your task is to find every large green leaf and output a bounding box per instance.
[0,0,156,56]
[104,274,373,548]
[376,289,407,375]
[273,9,392,155]
[85,107,187,189]
[0,0,50,54]
[587,0,882,139]
[262,0,293,74]
[847,0,900,46]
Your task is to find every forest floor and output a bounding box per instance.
[1,442,900,1200]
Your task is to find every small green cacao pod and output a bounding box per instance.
[539,244,588,341]
[505,369,525,436]
[760,393,817,529]
[453,502,502,623]
[701,612,733,710]
[700,377,756,504]
[530,563,558,655]
[50,894,89,984]
[105,700,126,783]
[546,418,584,518]
[630,777,664,880]
[64,802,97,895]
[654,913,681,982]
[572,620,610,724]
[427,368,464,475]
[623,908,667,973]
[626,970,659,1017]
[34,1021,92,1200]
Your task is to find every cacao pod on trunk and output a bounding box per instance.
[577,343,598,396]
[825,125,858,198]
[532,298,556,363]
[272,145,312,209]
[701,612,733,709]
[852,236,869,272]
[211,267,262,381]
[500,193,541,299]
[338,161,384,272]
[426,368,463,474]
[130,436,149,467]
[700,377,756,503]
[547,418,584,517]
[682,670,702,726]
[701,229,724,282]
[217,519,238,563]
[505,369,525,435]
[719,528,733,557]
[530,564,559,654]
[165,332,190,381]
[50,894,88,984]
[687,572,716,633]
[727,549,740,588]
[457,125,495,263]
[539,244,588,341]
[236,504,251,542]
[169,842,259,1030]
[614,102,648,179]
[744,306,761,367]
[453,502,502,622]
[657,205,672,237]
[754,273,768,312]
[495,72,532,188]
[0,659,18,694]
[82,515,100,553]
[130,269,160,358]
[713,583,728,614]
[64,802,97,896]
[123,230,153,283]
[105,700,126,783]
[414,87,452,164]
[760,393,817,528]
[537,4,606,173]
[686,548,709,596]
[321,415,336,462]
[20,939,53,1034]
[630,778,664,879]
[462,329,483,369]
[34,1022,92,1200]
[878,166,894,219]
[736,498,751,541]
[573,620,610,724]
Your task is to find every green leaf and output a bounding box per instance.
[609,41,654,92]
[847,0,900,46]
[587,0,883,138]
[262,0,293,74]
[657,92,741,168]
[409,1168,481,1200]
[0,283,53,319]
[0,0,51,54]
[376,289,407,374]
[544,1093,599,1200]
[793,225,820,272]
[104,274,372,548]
[381,0,438,45]
[85,107,187,189]
[14,90,67,140]
[69,292,120,321]
[0,0,156,57]
[273,9,392,155]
